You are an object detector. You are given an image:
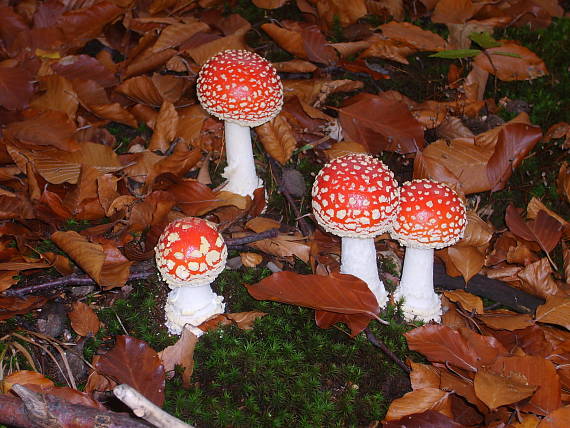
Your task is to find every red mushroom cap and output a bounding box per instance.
[196,50,283,127]
[155,217,227,287]
[391,179,466,249]
[311,153,399,238]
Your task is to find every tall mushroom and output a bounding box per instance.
[390,179,466,322]
[155,217,227,335]
[311,153,399,307]
[196,49,283,198]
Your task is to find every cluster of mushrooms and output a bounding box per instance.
[153,49,467,336]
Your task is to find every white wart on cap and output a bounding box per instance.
[311,153,399,239]
[196,49,283,127]
[391,179,466,249]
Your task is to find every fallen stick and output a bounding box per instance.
[364,328,410,374]
[433,263,544,313]
[5,384,151,428]
[114,384,194,428]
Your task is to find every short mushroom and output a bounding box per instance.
[197,49,283,198]
[390,179,466,322]
[155,217,227,336]
[311,153,399,307]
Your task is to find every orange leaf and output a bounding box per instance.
[535,296,570,330]
[475,41,548,81]
[3,370,54,393]
[68,301,100,337]
[158,327,198,388]
[474,369,537,410]
[443,290,484,314]
[255,115,297,164]
[385,388,452,421]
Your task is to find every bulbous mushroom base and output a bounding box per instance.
[164,284,225,336]
[393,287,442,323]
[393,246,441,323]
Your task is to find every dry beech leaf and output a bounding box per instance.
[474,369,537,410]
[408,361,441,390]
[477,309,534,331]
[505,205,563,254]
[2,370,54,393]
[564,242,570,284]
[148,101,178,153]
[474,41,548,81]
[338,93,424,154]
[405,324,507,372]
[324,141,368,159]
[0,66,34,110]
[315,0,367,28]
[94,335,165,407]
[431,0,476,24]
[538,406,570,428]
[249,234,310,263]
[152,22,209,53]
[261,23,306,59]
[240,252,263,268]
[158,326,197,388]
[380,21,447,51]
[443,290,484,314]
[456,211,493,248]
[68,301,100,337]
[252,0,288,8]
[272,59,317,73]
[225,311,267,330]
[490,355,561,416]
[360,35,415,64]
[517,257,563,299]
[384,388,452,421]
[383,410,465,427]
[535,296,570,330]
[31,75,78,119]
[446,246,486,282]
[247,271,379,336]
[245,217,281,233]
[255,115,297,165]
[51,231,131,289]
[23,384,105,410]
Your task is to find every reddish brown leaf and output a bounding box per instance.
[538,406,570,428]
[301,25,337,65]
[94,335,165,406]
[261,23,307,59]
[505,205,563,253]
[474,368,537,410]
[225,311,268,330]
[255,115,297,165]
[52,54,117,87]
[477,310,534,331]
[338,93,424,154]
[487,122,543,191]
[246,271,379,335]
[383,410,466,428]
[408,361,441,390]
[443,290,483,314]
[0,296,48,321]
[158,327,197,388]
[68,301,100,337]
[314,310,373,337]
[0,66,34,110]
[6,111,78,151]
[535,296,570,330]
[475,41,548,81]
[490,355,561,415]
[380,21,447,51]
[385,388,452,421]
[405,324,507,372]
[431,0,476,24]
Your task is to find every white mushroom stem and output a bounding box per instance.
[222,121,263,198]
[393,247,441,322]
[164,284,225,336]
[340,237,388,307]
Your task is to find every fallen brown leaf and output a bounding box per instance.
[535,296,570,330]
[474,369,536,410]
[158,326,198,388]
[384,387,452,421]
[68,301,100,337]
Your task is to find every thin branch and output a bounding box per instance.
[225,229,279,246]
[364,328,410,374]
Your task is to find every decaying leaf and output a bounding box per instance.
[474,369,537,410]
[535,296,570,330]
[384,387,452,421]
[158,326,198,388]
[68,301,100,337]
[443,290,483,314]
[94,335,165,406]
[256,115,297,164]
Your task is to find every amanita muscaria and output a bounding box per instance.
[155,217,227,335]
[197,49,283,198]
[390,179,466,322]
[311,153,399,307]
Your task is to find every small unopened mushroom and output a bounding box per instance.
[390,179,466,322]
[155,217,228,336]
[197,49,283,198]
[311,153,399,307]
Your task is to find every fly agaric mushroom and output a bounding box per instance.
[390,179,466,322]
[311,153,399,307]
[197,49,283,198]
[155,217,227,335]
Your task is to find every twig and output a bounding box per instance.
[225,229,279,246]
[114,384,194,428]
[267,157,313,237]
[364,328,410,374]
